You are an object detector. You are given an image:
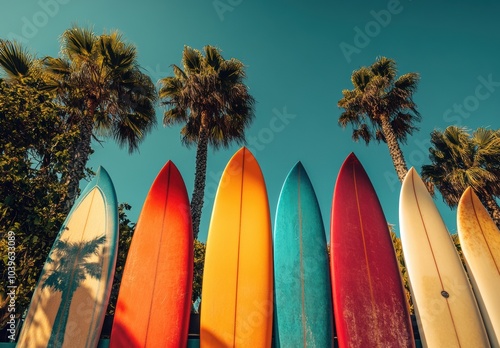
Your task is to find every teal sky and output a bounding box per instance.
[2,0,499,241]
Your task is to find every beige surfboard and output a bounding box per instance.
[458,187,500,347]
[399,168,490,347]
[17,167,118,348]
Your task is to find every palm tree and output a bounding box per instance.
[40,26,157,208]
[1,29,157,208]
[338,57,421,182]
[421,126,500,227]
[159,45,255,239]
[42,235,106,346]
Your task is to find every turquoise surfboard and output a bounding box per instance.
[273,162,333,347]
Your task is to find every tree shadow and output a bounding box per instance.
[42,234,107,346]
[17,233,113,346]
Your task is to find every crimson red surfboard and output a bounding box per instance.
[110,161,193,347]
[331,153,414,347]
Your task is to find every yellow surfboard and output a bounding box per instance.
[200,147,273,347]
[458,187,500,347]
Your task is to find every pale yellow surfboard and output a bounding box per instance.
[458,187,500,347]
[17,167,118,348]
[399,168,490,347]
[200,147,273,347]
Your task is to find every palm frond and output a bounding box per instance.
[172,64,186,81]
[163,107,188,125]
[0,40,34,79]
[61,26,96,61]
[98,32,136,73]
[351,67,372,91]
[182,46,202,74]
[422,125,500,209]
[352,124,372,144]
[204,45,223,72]
[371,56,396,80]
[394,72,420,93]
[219,59,245,84]
[43,57,71,77]
[159,76,183,99]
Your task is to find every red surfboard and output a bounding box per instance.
[330,153,414,347]
[110,161,193,347]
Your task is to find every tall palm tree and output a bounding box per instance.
[421,126,500,227]
[159,45,255,239]
[42,235,106,346]
[338,57,421,182]
[40,26,157,208]
[1,29,157,208]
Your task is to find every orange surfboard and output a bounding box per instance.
[200,147,273,347]
[110,161,193,347]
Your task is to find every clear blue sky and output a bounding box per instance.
[2,0,499,241]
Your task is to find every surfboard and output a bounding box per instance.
[457,187,500,347]
[399,168,489,347]
[273,162,333,347]
[110,161,193,347]
[331,153,414,348]
[200,147,273,347]
[17,166,119,348]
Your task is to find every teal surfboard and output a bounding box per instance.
[17,167,119,348]
[273,162,333,347]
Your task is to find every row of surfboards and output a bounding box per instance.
[15,147,500,347]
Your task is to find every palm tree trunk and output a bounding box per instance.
[191,111,209,239]
[482,195,500,229]
[379,114,408,183]
[63,115,93,212]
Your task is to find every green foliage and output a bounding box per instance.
[192,239,206,307]
[389,227,413,314]
[451,233,466,269]
[0,78,79,328]
[106,203,135,317]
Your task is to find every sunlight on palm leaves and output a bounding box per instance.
[0,40,34,80]
[338,57,421,182]
[422,126,500,227]
[40,26,157,208]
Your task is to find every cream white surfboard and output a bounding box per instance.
[399,168,490,347]
[17,167,118,348]
[458,187,500,347]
